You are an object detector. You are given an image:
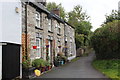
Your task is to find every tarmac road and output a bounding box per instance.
[34,52,111,80]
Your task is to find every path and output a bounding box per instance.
[36,52,110,79]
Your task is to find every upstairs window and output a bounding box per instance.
[57,23,61,34]
[48,19,52,31]
[36,12,40,28]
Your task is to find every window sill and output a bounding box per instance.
[48,30,53,33]
[57,33,61,36]
[35,26,43,30]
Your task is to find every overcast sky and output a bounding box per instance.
[47,0,119,31]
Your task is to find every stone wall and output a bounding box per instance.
[22,2,76,63]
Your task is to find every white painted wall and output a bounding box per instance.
[0,3,2,42]
[0,46,2,80]
[1,1,21,44]
[0,3,2,80]
[0,1,21,79]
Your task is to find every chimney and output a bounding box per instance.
[52,9,60,16]
[118,1,120,12]
[35,0,46,6]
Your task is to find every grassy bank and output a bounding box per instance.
[92,59,120,80]
[71,57,80,62]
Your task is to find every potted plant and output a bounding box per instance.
[54,56,62,67]
[22,59,35,79]
[40,60,46,73]
[45,61,51,71]
[32,58,47,73]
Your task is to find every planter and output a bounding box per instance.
[46,45,49,48]
[45,66,49,71]
[58,46,61,48]
[54,61,61,67]
[40,67,46,73]
[22,67,36,79]
[47,66,52,70]
[54,61,59,67]
[61,60,64,65]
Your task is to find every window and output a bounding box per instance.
[58,28,61,34]
[70,38,73,54]
[48,19,52,31]
[36,12,40,28]
[57,38,61,53]
[57,23,61,34]
[36,33,42,58]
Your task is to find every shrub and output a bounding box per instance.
[32,59,46,68]
[57,52,68,62]
[91,20,120,59]
[45,61,51,66]
[22,59,31,69]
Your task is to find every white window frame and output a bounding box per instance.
[36,34,42,59]
[35,12,40,28]
[48,19,52,31]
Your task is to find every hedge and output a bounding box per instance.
[91,20,120,59]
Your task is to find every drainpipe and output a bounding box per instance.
[25,2,28,60]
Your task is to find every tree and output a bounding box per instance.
[104,10,120,24]
[91,20,120,59]
[67,5,90,27]
[67,5,92,48]
[47,2,66,20]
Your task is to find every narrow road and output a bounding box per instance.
[36,52,110,79]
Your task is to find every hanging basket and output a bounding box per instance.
[46,45,49,48]
[58,46,61,48]
[33,46,37,49]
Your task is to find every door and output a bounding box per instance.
[2,43,20,79]
[48,40,52,63]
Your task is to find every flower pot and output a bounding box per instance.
[22,67,36,79]
[45,66,49,71]
[54,61,60,67]
[48,66,52,70]
[40,67,46,73]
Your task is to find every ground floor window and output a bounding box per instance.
[36,38,42,58]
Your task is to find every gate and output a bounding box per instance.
[2,43,20,79]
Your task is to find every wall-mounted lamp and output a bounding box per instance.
[15,7,20,13]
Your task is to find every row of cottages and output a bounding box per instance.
[0,0,76,79]
[22,1,76,64]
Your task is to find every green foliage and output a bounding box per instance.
[75,33,84,48]
[67,5,90,26]
[57,53,68,62]
[22,59,31,69]
[67,5,92,49]
[71,57,80,62]
[91,20,120,59]
[92,60,120,80]
[47,2,66,20]
[44,61,51,66]
[104,10,120,24]
[32,59,46,68]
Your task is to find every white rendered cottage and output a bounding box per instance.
[0,0,22,79]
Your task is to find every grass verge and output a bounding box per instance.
[92,59,120,80]
[71,57,80,62]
